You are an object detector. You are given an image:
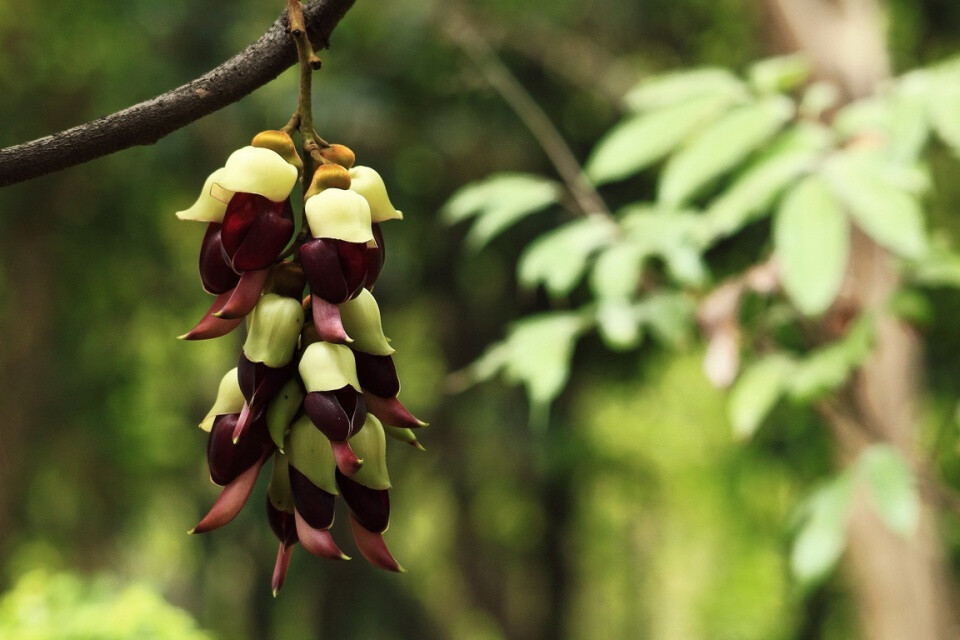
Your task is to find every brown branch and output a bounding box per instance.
[0,0,356,187]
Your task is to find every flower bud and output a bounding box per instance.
[200,368,245,432]
[287,415,338,494]
[207,412,271,486]
[265,379,303,450]
[336,470,389,534]
[220,193,295,272]
[268,451,295,515]
[340,289,394,356]
[251,130,303,175]
[348,415,390,490]
[176,168,232,223]
[384,425,425,450]
[243,293,304,368]
[319,143,356,169]
[304,164,352,200]
[299,342,361,393]
[304,189,374,244]
[349,166,403,222]
[199,223,241,294]
[215,146,298,203]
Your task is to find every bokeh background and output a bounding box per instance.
[2,1,960,638]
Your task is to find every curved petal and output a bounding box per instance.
[271,542,296,597]
[189,453,268,534]
[178,293,242,341]
[349,514,404,573]
[364,393,428,430]
[214,268,270,320]
[295,510,350,560]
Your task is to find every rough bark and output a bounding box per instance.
[764,1,959,638]
[0,0,356,187]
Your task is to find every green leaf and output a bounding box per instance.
[858,445,919,536]
[786,316,875,402]
[832,97,889,141]
[586,94,736,184]
[663,245,708,287]
[748,55,811,94]
[590,242,648,300]
[790,474,854,586]
[774,175,849,315]
[659,96,795,207]
[889,74,931,162]
[799,82,841,120]
[908,242,960,288]
[636,292,695,349]
[596,300,644,351]
[518,217,617,298]
[704,123,832,241]
[728,354,796,440]
[624,67,747,112]
[441,173,561,249]
[928,83,960,154]
[822,151,928,258]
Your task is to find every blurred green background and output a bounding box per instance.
[2,1,960,638]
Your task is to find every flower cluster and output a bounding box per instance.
[176,130,425,594]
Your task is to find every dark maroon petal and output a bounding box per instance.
[336,470,390,533]
[303,390,352,442]
[295,511,349,560]
[199,223,241,294]
[349,514,403,572]
[288,466,336,530]
[267,499,299,547]
[300,238,349,303]
[231,199,294,272]
[221,194,293,272]
[364,392,427,430]
[179,292,242,340]
[311,295,350,344]
[271,542,295,597]
[237,353,297,413]
[353,352,400,398]
[337,240,368,298]
[363,224,385,290]
[190,452,269,534]
[214,268,270,320]
[207,413,270,486]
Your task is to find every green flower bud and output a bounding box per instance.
[384,425,426,451]
[339,289,395,356]
[266,379,304,450]
[199,367,244,432]
[268,452,294,512]
[243,293,304,367]
[215,146,298,203]
[287,415,338,494]
[348,415,390,490]
[176,168,232,223]
[304,189,374,244]
[299,342,361,392]
[349,166,403,222]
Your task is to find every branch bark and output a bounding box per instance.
[0,0,356,187]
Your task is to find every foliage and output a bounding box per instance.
[442,53,960,584]
[0,570,211,640]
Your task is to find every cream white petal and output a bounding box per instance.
[215,146,298,202]
[349,166,403,222]
[304,188,375,243]
[175,168,233,223]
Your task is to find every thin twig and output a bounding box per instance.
[0,0,355,187]
[441,13,613,220]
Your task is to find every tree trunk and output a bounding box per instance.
[763,1,959,638]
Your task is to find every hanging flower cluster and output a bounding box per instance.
[176,130,425,594]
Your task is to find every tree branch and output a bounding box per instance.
[0,0,356,187]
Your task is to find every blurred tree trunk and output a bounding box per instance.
[763,1,958,638]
